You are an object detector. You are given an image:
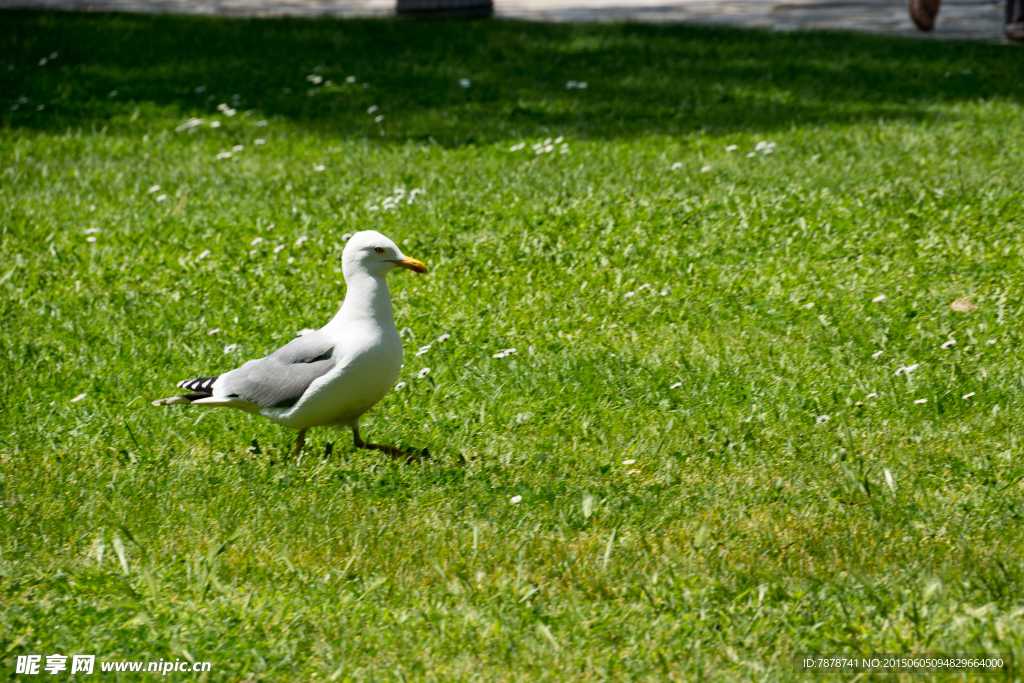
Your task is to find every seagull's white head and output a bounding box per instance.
[342,230,427,278]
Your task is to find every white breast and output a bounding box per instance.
[263,324,403,430]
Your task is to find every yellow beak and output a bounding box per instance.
[391,257,427,274]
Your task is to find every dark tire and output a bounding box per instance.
[396,0,494,18]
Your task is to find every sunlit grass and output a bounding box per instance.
[2,9,1024,682]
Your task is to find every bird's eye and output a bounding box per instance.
[374,247,385,254]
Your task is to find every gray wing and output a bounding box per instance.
[216,331,336,408]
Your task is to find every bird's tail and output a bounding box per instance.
[152,393,213,406]
[151,375,219,407]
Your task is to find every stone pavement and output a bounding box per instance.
[0,0,1009,41]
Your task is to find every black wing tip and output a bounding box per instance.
[177,375,220,392]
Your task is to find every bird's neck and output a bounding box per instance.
[327,270,394,330]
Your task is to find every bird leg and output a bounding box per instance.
[352,425,425,462]
[294,429,307,458]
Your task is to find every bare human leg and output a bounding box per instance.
[909,0,940,30]
[1007,0,1024,41]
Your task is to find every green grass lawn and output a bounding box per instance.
[2,9,1024,681]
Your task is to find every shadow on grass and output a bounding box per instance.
[1,9,1022,144]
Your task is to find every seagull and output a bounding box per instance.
[153,230,427,459]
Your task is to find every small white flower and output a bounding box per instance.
[755,141,768,151]
[437,333,450,342]
[395,381,407,390]
[577,81,588,88]
[224,343,237,353]
[374,115,384,123]
[418,367,431,379]
[627,469,640,475]
[747,152,756,158]
[701,166,711,173]
[295,236,308,247]
[175,117,204,132]
[661,288,670,296]
[70,393,87,402]
[215,151,232,160]
[872,350,884,359]
[622,459,636,465]
[866,393,877,400]
[988,339,996,345]
[313,165,325,172]
[459,78,471,88]
[816,415,830,424]
[671,162,683,171]
[50,52,58,59]
[18,96,28,104]
[566,80,578,89]
[896,364,919,376]
[725,145,738,152]
[306,74,323,85]
[109,90,118,98]
[39,57,48,66]
[872,294,886,303]
[416,345,431,356]
[941,340,956,349]
[914,398,928,404]
[156,194,167,202]
[198,250,211,260]
[367,105,378,114]
[224,108,236,116]
[217,103,229,111]
[210,121,221,128]
[509,142,525,152]
[624,291,635,298]
[254,139,265,145]
[273,244,285,254]
[249,249,257,256]
[85,228,100,235]
[232,145,244,152]
[346,76,357,83]
[510,495,522,504]
[962,392,975,399]
[148,185,161,194]
[250,237,263,246]
[256,120,268,127]
[207,328,220,335]
[670,382,682,389]
[86,236,97,243]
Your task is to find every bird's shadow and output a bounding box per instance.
[261,437,432,466]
